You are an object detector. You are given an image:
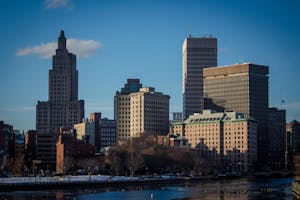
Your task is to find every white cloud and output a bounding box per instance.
[45,0,72,9]
[16,39,102,59]
[16,42,57,59]
[68,39,102,58]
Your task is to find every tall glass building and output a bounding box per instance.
[203,63,269,166]
[182,36,217,119]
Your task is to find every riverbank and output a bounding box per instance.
[0,175,213,191]
[0,171,293,191]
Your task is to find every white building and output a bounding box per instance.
[74,119,95,145]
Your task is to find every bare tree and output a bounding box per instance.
[126,151,144,176]
[63,156,74,174]
[1,155,12,173]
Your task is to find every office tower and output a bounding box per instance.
[182,36,217,119]
[203,63,269,165]
[170,110,257,172]
[36,30,84,168]
[130,87,170,137]
[115,80,169,141]
[114,79,142,141]
[286,120,300,169]
[268,107,286,169]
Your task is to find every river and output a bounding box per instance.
[0,177,293,200]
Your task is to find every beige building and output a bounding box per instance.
[130,87,170,137]
[115,94,131,141]
[114,79,142,141]
[73,119,95,145]
[170,110,257,172]
[115,80,169,141]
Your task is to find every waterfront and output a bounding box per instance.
[0,177,293,200]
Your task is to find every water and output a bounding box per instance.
[0,177,293,200]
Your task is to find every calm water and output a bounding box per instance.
[0,177,293,200]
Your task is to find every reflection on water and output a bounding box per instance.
[0,178,293,200]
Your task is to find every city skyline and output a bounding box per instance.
[0,0,300,130]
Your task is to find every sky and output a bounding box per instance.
[0,0,299,131]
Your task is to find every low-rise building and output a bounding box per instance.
[74,119,95,145]
[14,131,25,159]
[100,118,116,150]
[170,110,257,172]
[56,128,94,174]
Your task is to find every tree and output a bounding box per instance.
[1,155,12,172]
[126,150,144,176]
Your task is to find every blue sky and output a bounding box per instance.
[0,0,299,131]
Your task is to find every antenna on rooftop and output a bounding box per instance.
[281,99,285,110]
[189,32,192,38]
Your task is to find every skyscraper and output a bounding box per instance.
[203,63,269,166]
[182,36,217,119]
[36,30,84,168]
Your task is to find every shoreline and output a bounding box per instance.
[0,175,211,191]
[0,172,293,191]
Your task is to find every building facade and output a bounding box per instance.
[115,80,170,141]
[182,36,217,119]
[0,121,14,158]
[56,128,94,174]
[36,30,84,168]
[24,130,37,170]
[286,120,300,169]
[170,110,257,172]
[267,107,286,169]
[14,132,25,159]
[74,119,95,145]
[172,112,183,123]
[130,87,170,137]
[203,63,269,166]
[114,79,142,141]
[100,118,116,150]
[90,112,101,152]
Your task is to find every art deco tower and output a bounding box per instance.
[36,30,84,168]
[182,36,217,119]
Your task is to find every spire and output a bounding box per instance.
[58,30,66,50]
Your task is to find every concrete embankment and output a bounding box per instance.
[0,175,212,191]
